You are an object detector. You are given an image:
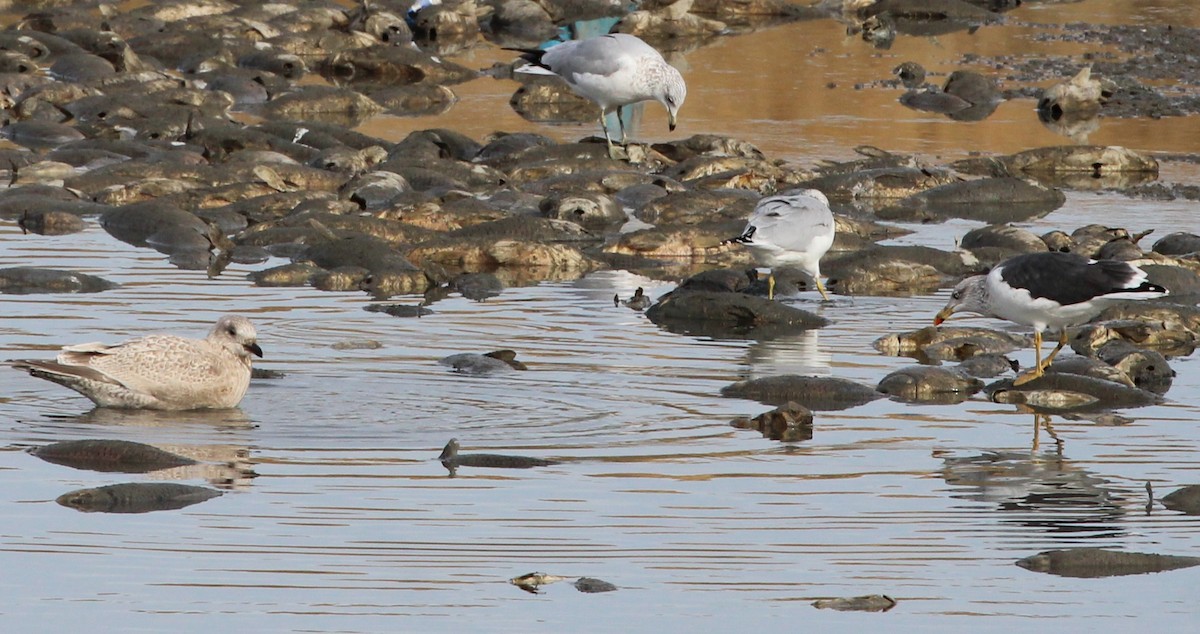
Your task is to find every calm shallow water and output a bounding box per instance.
[3,1,1200,632]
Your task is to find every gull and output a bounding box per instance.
[509,33,686,158]
[725,189,835,301]
[11,315,263,410]
[935,252,1167,385]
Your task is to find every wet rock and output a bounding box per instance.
[367,83,458,116]
[953,146,1159,188]
[1068,224,1133,259]
[1038,66,1110,121]
[1161,485,1200,515]
[985,373,1161,412]
[16,209,87,235]
[874,325,1029,358]
[730,401,813,442]
[1095,238,1145,261]
[573,577,618,593]
[0,265,115,295]
[1046,355,1136,388]
[876,366,983,404]
[487,0,556,45]
[957,354,1017,378]
[721,375,881,410]
[439,350,528,374]
[302,235,421,273]
[880,177,1065,224]
[30,439,198,473]
[1094,340,1174,394]
[615,287,651,311]
[1094,302,1200,337]
[1016,548,1200,578]
[509,75,601,125]
[822,246,957,296]
[899,69,1001,121]
[1151,232,1200,257]
[615,8,726,41]
[311,266,369,292]
[893,61,926,89]
[646,290,828,338]
[259,85,383,127]
[99,201,214,252]
[450,272,505,301]
[363,303,434,318]
[248,262,322,287]
[961,224,1048,257]
[540,192,626,229]
[811,594,896,612]
[438,438,558,476]
[801,166,957,201]
[331,339,383,351]
[56,482,223,514]
[1071,320,1197,358]
[1,120,86,149]
[509,571,566,593]
[636,188,756,225]
[899,89,973,115]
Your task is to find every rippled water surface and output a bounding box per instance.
[3,1,1200,632]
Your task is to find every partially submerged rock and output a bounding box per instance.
[730,401,813,442]
[646,290,828,339]
[1161,485,1200,515]
[439,350,527,374]
[0,267,117,294]
[438,438,558,476]
[721,375,881,410]
[985,373,1161,412]
[1016,548,1200,578]
[812,594,896,612]
[873,326,1030,359]
[56,482,222,513]
[876,366,983,404]
[30,439,197,473]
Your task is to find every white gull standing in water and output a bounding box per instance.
[11,315,263,410]
[509,33,686,158]
[725,189,836,301]
[935,251,1167,385]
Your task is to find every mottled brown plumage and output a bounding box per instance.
[12,315,262,410]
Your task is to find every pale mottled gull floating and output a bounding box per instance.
[725,189,836,301]
[509,33,686,158]
[11,315,263,410]
[935,252,1167,385]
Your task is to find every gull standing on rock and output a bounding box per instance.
[11,315,263,410]
[935,252,1167,385]
[725,189,836,301]
[509,33,687,158]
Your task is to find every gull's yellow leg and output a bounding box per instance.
[815,276,831,302]
[1013,330,1044,386]
[767,272,776,300]
[1042,329,1069,368]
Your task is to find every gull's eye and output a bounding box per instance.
[951,290,962,300]
[766,212,781,217]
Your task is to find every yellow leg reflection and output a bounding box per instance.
[1031,412,1063,453]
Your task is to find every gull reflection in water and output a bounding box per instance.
[743,330,832,380]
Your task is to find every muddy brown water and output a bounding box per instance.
[2,2,1200,631]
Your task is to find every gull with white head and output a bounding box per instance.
[935,251,1167,385]
[510,33,686,159]
[725,189,836,301]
